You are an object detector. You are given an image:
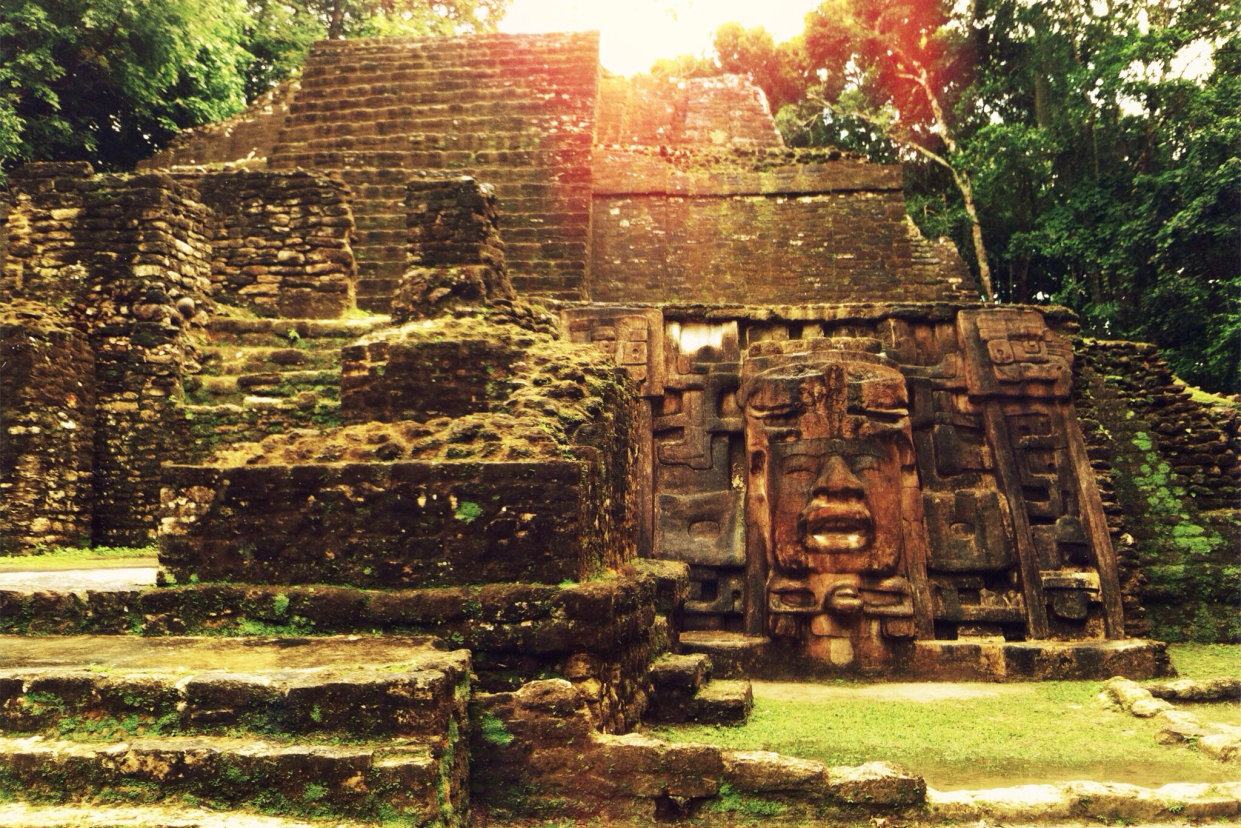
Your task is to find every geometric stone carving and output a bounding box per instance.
[738,337,932,669]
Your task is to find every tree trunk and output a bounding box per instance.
[951,166,995,301]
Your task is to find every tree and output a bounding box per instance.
[0,0,513,177]
[795,0,995,300]
[0,0,251,175]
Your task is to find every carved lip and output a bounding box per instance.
[800,502,873,552]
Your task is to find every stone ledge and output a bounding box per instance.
[682,632,1173,681]
[929,780,1241,823]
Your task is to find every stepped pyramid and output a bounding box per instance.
[268,33,597,310]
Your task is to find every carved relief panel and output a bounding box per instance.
[652,320,748,629]
[738,337,932,669]
[566,304,1125,663]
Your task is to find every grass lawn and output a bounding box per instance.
[0,546,157,572]
[649,644,1241,790]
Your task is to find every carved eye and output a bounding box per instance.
[783,456,819,478]
[852,455,881,473]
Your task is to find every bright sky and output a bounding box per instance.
[498,0,821,76]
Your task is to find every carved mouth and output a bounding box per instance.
[800,503,873,552]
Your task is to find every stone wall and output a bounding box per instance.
[0,303,96,553]
[590,152,976,304]
[159,460,610,587]
[1,163,213,548]
[595,74,783,148]
[186,169,357,318]
[391,175,513,321]
[138,81,298,170]
[268,33,600,309]
[1076,339,1241,642]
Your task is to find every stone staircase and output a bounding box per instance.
[644,653,753,726]
[0,635,469,826]
[182,316,389,461]
[267,33,599,311]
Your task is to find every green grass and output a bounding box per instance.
[649,643,1241,791]
[1166,643,1241,679]
[0,545,157,570]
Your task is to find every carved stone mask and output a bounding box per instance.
[739,338,921,664]
[768,436,902,575]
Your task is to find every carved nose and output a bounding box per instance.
[812,454,864,498]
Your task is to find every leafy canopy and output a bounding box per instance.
[0,0,511,175]
[0,0,251,172]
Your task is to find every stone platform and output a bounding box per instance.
[681,631,1174,681]
[0,636,469,825]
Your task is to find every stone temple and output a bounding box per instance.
[1,32,1238,825]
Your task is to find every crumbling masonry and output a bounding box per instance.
[2,31,1238,826]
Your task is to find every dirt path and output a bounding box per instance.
[751,680,1024,704]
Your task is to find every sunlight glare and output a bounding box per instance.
[499,0,822,76]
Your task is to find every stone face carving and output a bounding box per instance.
[738,338,930,668]
[563,304,1130,668]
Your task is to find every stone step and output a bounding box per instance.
[300,64,593,86]
[283,99,563,125]
[0,734,451,822]
[0,802,328,828]
[305,31,596,50]
[269,142,542,169]
[357,296,394,314]
[192,372,339,406]
[276,131,548,154]
[290,86,543,109]
[199,345,340,376]
[692,679,754,725]
[182,402,342,456]
[203,317,390,347]
[0,635,468,741]
[353,212,406,231]
[648,653,712,697]
[643,674,754,727]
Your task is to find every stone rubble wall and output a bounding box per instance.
[179,169,357,318]
[0,303,96,552]
[590,152,977,303]
[1075,339,1241,642]
[391,175,513,321]
[137,81,299,170]
[471,679,924,822]
[0,162,213,549]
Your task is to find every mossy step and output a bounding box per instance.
[691,679,754,726]
[199,346,340,376]
[189,376,338,406]
[182,401,341,442]
[0,641,467,740]
[204,318,390,347]
[0,802,327,828]
[0,734,451,823]
[647,653,712,697]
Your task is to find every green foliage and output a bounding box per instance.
[709,782,787,817]
[453,500,483,523]
[0,0,250,176]
[480,712,513,747]
[0,0,511,180]
[6,544,157,571]
[652,655,1241,788]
